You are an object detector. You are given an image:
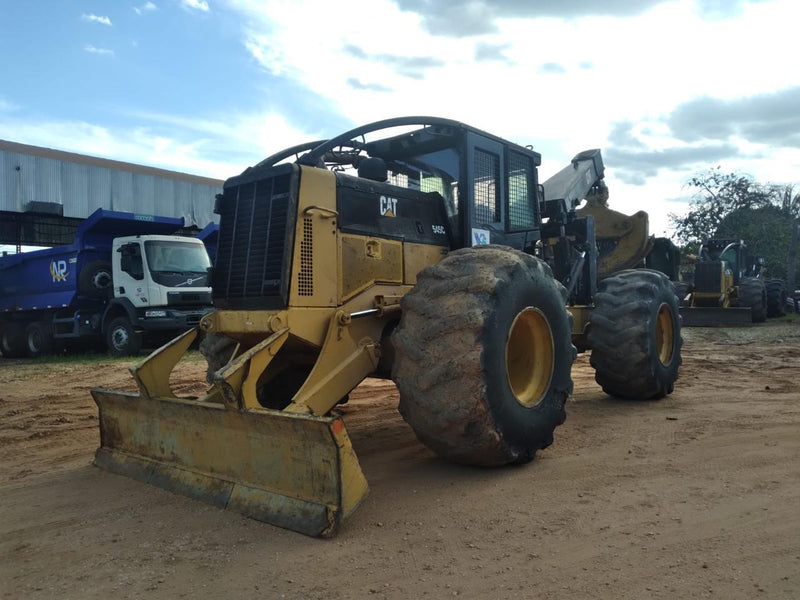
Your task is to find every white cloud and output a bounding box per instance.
[219,0,800,236]
[181,0,210,12]
[82,13,112,26]
[1,119,231,178]
[8,0,798,240]
[121,107,320,170]
[134,2,158,15]
[0,110,314,181]
[84,44,115,57]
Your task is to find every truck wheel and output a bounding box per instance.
[589,269,682,400]
[740,277,767,323]
[765,279,787,318]
[1,322,27,358]
[25,322,54,358]
[106,317,142,357]
[392,246,575,466]
[79,260,113,298]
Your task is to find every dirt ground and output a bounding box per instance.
[1,319,799,600]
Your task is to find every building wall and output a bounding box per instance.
[1,140,224,227]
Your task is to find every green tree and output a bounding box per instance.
[670,168,777,245]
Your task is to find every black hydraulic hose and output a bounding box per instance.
[564,251,587,299]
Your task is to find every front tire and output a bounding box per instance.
[392,246,575,466]
[106,317,142,357]
[588,269,682,399]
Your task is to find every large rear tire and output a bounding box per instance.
[392,246,575,466]
[739,277,767,323]
[588,269,682,400]
[1,322,27,358]
[765,279,787,318]
[25,322,54,358]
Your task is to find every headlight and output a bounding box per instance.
[145,310,168,318]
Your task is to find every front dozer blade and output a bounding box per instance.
[680,306,753,327]
[91,388,368,537]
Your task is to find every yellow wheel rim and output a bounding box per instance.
[655,303,675,366]
[505,307,554,408]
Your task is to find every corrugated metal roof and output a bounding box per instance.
[0,140,224,186]
[0,139,225,227]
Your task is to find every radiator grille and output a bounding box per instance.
[213,168,295,307]
[695,261,723,293]
[298,217,313,296]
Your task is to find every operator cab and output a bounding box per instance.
[216,117,603,309]
[281,117,545,251]
[699,238,747,285]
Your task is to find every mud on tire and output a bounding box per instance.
[588,269,682,400]
[739,277,767,323]
[392,246,576,467]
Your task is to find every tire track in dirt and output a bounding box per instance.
[1,321,799,599]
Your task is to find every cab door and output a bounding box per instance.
[114,241,148,305]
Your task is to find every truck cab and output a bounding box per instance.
[0,209,215,358]
[104,234,212,356]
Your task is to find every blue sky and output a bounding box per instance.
[1,0,350,169]
[1,0,799,235]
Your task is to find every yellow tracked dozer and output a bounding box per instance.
[93,117,683,537]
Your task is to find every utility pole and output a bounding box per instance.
[787,218,798,294]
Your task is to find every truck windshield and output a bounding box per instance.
[144,240,211,287]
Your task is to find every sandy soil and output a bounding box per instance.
[1,319,799,599]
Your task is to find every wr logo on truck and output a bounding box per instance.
[50,260,68,282]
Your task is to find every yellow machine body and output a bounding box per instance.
[691,267,735,307]
[680,259,755,327]
[91,124,675,538]
[576,187,653,278]
[92,166,447,536]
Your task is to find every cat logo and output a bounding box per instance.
[50,259,68,282]
[379,195,398,217]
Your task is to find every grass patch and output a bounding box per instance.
[1,349,205,368]
[771,312,800,323]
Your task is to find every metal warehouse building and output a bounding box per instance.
[1,139,223,249]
